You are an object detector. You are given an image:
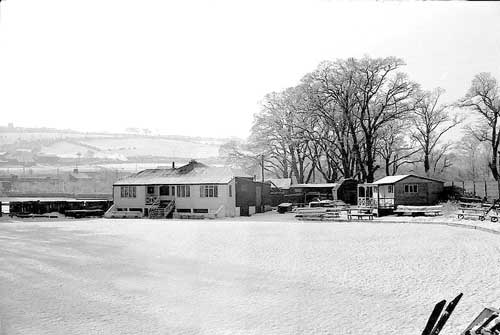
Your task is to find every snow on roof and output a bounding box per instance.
[114,161,250,186]
[372,174,444,185]
[371,175,410,184]
[267,178,292,190]
[291,183,339,188]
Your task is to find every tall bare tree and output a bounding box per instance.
[459,72,500,194]
[250,87,314,183]
[350,57,419,182]
[412,88,461,176]
[300,70,359,180]
[378,121,420,176]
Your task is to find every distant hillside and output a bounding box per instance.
[0,126,235,161]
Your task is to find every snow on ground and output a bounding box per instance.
[1,214,500,335]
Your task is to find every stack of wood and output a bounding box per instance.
[394,205,443,217]
[294,207,342,221]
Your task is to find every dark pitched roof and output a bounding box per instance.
[267,178,292,190]
[114,160,250,186]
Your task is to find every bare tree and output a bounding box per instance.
[459,72,500,194]
[455,135,490,181]
[412,88,461,176]
[378,121,421,176]
[350,56,419,182]
[249,88,314,183]
[218,140,262,176]
[430,142,455,176]
[300,71,359,180]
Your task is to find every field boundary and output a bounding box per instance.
[379,219,500,236]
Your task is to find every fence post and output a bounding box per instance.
[462,181,465,195]
[485,180,488,199]
[473,181,476,196]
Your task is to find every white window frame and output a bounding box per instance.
[120,186,136,198]
[200,185,219,198]
[176,185,190,197]
[404,184,418,193]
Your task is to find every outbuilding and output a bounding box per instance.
[110,160,271,219]
[357,174,444,213]
[284,179,358,205]
[267,178,292,206]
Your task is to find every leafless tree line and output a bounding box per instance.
[221,56,499,190]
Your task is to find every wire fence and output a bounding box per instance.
[445,180,500,200]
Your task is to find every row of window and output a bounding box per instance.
[120,186,137,198]
[200,185,218,198]
[404,184,418,193]
[386,184,418,194]
[121,185,232,198]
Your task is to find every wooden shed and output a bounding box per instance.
[357,175,444,211]
[267,178,292,206]
[333,179,358,205]
[284,179,358,205]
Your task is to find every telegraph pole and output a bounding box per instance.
[261,154,264,182]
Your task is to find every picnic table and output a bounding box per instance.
[347,207,374,221]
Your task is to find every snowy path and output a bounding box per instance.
[1,219,500,334]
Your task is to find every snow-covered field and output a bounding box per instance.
[1,215,500,335]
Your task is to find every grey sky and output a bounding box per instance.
[0,0,499,138]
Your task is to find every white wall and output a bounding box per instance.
[113,182,237,217]
[113,185,146,210]
[175,182,236,217]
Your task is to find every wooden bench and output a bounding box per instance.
[176,213,206,219]
[347,213,374,220]
[108,211,143,219]
[394,205,443,217]
[457,207,486,221]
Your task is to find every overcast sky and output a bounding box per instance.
[0,0,499,138]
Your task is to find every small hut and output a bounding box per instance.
[285,179,358,205]
[357,175,444,213]
[267,178,292,206]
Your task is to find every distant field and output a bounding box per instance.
[39,137,220,159]
[1,129,226,160]
[79,137,220,158]
[0,132,87,144]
